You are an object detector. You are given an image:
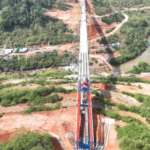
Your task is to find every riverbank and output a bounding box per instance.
[115,46,150,72]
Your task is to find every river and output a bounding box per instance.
[115,40,150,72]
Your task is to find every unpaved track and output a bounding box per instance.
[90,6,150,43]
[116,83,150,96]
[98,89,141,106]
[119,110,147,125]
[90,11,129,43]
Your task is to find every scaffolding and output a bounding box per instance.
[74,0,94,149]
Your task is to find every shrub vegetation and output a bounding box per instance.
[91,75,150,84]
[24,102,61,114]
[110,0,150,8]
[127,61,150,74]
[0,85,75,106]
[116,123,150,150]
[0,51,77,72]
[101,12,125,24]
[92,0,111,16]
[0,132,54,150]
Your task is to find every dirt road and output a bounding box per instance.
[116,83,150,96]
[90,11,129,43]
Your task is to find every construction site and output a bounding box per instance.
[0,0,123,76]
[1,0,150,150]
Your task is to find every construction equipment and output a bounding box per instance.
[74,0,94,149]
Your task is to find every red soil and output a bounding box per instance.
[110,97,121,104]
[44,5,79,34]
[0,108,77,149]
[0,105,28,114]
[140,77,150,80]
[119,110,147,124]
[105,121,127,150]
[128,87,136,90]
[58,50,65,56]
[91,83,110,90]
[0,131,14,144]
[58,93,77,101]
[52,137,63,150]
[0,107,109,149]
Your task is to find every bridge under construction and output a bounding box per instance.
[75,0,102,149]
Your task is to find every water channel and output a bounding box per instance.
[115,39,150,72]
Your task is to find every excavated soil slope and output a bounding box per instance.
[116,83,150,96]
[0,107,121,149]
[0,108,76,149]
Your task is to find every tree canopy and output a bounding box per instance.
[0,132,54,150]
[127,61,150,74]
[0,84,76,106]
[116,122,150,150]
[92,0,112,15]
[110,0,150,8]
[0,51,77,72]
[0,0,79,48]
[101,11,125,24]
[109,10,150,65]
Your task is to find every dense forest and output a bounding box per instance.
[0,132,54,150]
[101,11,125,24]
[97,34,119,44]
[110,0,150,8]
[93,0,150,11]
[0,0,79,48]
[109,10,150,65]
[92,0,150,16]
[92,0,111,15]
[127,61,150,74]
[0,51,77,72]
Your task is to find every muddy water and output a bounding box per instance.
[115,40,150,72]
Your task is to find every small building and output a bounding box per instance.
[107,44,112,47]
[13,48,18,53]
[4,49,14,55]
[19,47,28,53]
[107,43,120,47]
[22,47,28,52]
[112,43,120,46]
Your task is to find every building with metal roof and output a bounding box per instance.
[4,49,14,55]
[19,47,28,53]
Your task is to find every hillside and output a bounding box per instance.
[1,0,150,149]
[0,69,150,149]
[110,0,150,8]
[0,0,79,48]
[109,10,150,65]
